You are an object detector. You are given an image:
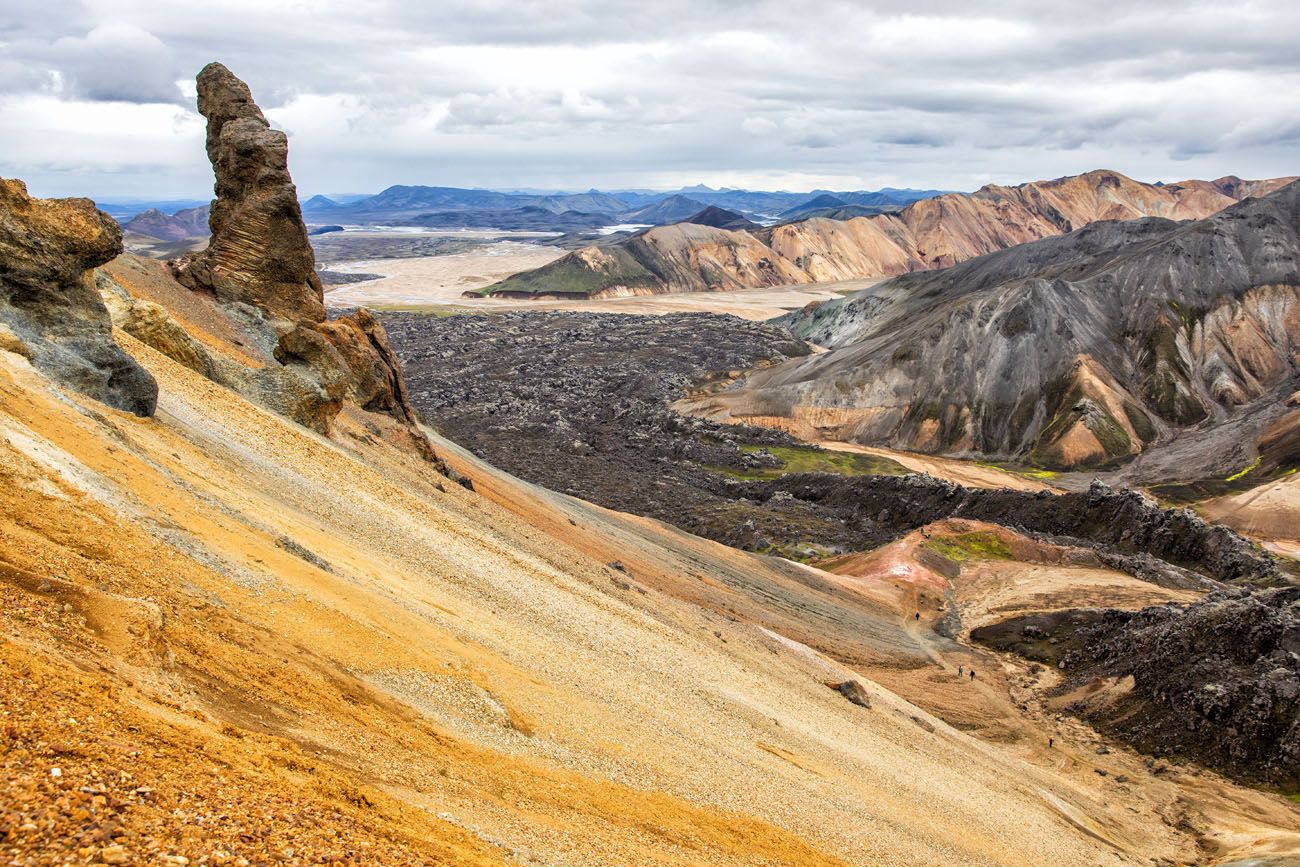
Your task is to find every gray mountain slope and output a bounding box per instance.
[706,180,1300,474]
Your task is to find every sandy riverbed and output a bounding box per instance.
[323,239,872,319]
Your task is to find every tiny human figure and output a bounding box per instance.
[969,669,976,681]
[914,612,920,621]
[1049,737,1055,748]
[957,665,964,677]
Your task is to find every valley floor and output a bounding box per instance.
[323,240,869,318]
[322,238,566,308]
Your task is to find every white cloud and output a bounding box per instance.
[0,0,1297,198]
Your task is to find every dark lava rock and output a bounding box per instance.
[978,587,1300,787]
[380,310,887,555]
[383,308,1281,586]
[832,679,873,709]
[738,475,1280,587]
[317,269,382,286]
[0,178,157,416]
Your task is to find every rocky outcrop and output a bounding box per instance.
[738,476,1282,587]
[976,587,1300,787]
[315,309,420,425]
[172,63,324,323]
[486,169,1296,298]
[163,63,432,450]
[701,180,1300,475]
[0,178,157,416]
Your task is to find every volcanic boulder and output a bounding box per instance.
[0,178,157,416]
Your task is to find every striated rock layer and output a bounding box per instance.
[0,178,157,416]
[484,169,1297,298]
[163,63,430,450]
[693,180,1300,474]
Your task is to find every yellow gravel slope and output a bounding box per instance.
[0,325,1236,865]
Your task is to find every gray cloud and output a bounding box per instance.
[0,0,1297,198]
[49,23,183,103]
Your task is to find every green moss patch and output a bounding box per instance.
[1139,318,1206,425]
[921,531,1014,562]
[1085,407,1132,458]
[975,461,1058,481]
[709,444,909,480]
[1225,456,1262,482]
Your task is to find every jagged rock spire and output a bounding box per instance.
[168,63,439,461]
[174,62,325,323]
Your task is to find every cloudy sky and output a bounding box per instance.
[2,0,1298,200]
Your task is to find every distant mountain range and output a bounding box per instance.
[295,183,948,229]
[98,199,209,222]
[118,183,951,240]
[484,170,1297,299]
[121,205,210,240]
[621,194,710,224]
[775,194,900,221]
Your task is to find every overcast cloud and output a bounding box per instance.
[2,0,1298,199]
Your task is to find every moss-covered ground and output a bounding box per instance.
[709,444,909,480]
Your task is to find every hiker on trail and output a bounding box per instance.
[969,669,976,681]
[914,612,920,621]
[1049,737,1054,748]
[957,665,964,677]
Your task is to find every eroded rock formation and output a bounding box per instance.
[166,63,428,445]
[0,178,157,416]
[172,63,324,323]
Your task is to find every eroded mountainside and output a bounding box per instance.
[483,169,1296,298]
[687,180,1300,474]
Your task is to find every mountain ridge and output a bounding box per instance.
[484,169,1297,298]
[681,179,1300,475]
